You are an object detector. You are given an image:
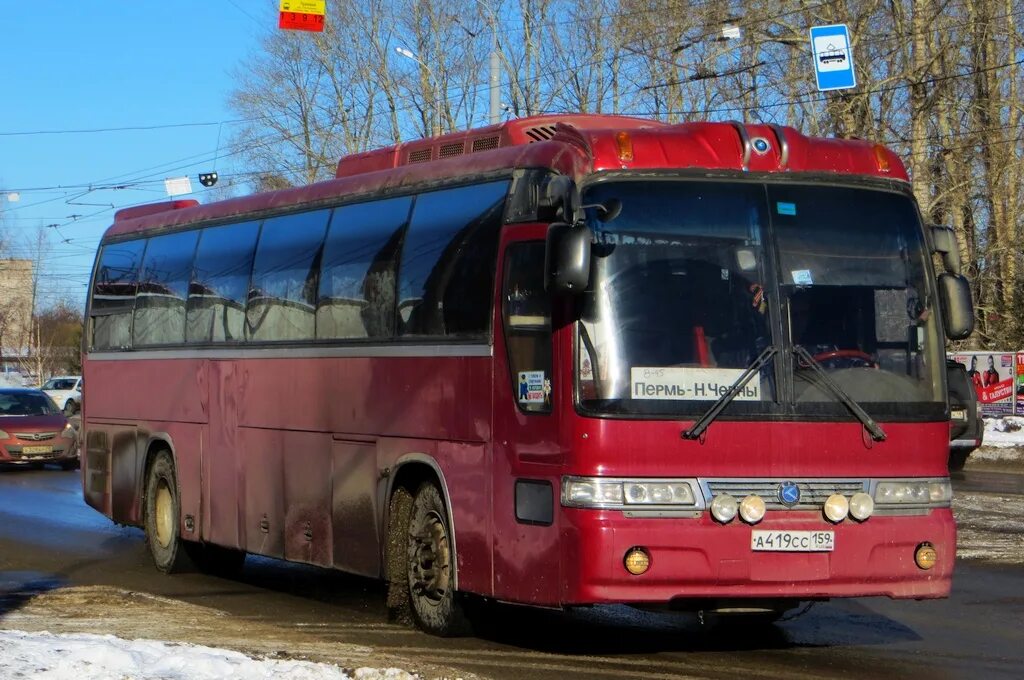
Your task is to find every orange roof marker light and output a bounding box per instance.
[873,144,892,173]
[615,131,634,162]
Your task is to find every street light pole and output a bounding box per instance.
[472,0,501,125]
[395,46,441,137]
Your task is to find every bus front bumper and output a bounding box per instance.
[559,508,954,604]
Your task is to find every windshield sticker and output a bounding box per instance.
[791,269,813,285]
[630,367,761,401]
[777,202,797,216]
[518,371,550,405]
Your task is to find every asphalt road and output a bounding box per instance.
[0,466,1021,680]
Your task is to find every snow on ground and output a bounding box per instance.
[967,416,1024,466]
[0,629,418,680]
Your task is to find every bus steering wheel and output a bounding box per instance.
[809,349,877,369]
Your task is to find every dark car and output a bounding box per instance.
[0,388,79,470]
[947,359,983,471]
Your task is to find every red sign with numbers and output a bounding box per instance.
[279,11,324,32]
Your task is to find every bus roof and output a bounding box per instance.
[103,114,908,241]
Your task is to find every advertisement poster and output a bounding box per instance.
[951,351,1018,415]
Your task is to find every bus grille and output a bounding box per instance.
[703,479,867,510]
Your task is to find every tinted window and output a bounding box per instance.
[91,240,147,350]
[317,197,411,340]
[187,221,260,343]
[133,230,199,346]
[397,181,508,337]
[247,210,330,342]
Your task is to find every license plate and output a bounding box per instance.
[751,530,834,552]
[21,445,53,455]
[951,409,966,420]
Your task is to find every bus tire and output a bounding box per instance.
[406,482,469,636]
[143,450,189,573]
[385,486,414,625]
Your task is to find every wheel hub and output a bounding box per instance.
[409,510,451,605]
[154,482,174,548]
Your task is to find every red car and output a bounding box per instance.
[0,388,79,470]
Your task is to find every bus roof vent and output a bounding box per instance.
[524,125,559,142]
[408,148,433,163]
[439,141,465,159]
[471,135,500,152]
[114,199,199,222]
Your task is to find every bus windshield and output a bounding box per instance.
[576,179,944,419]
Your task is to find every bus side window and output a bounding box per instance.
[503,242,552,414]
[397,181,509,338]
[317,197,411,340]
[90,240,147,350]
[186,221,261,343]
[133,230,199,347]
[247,209,331,342]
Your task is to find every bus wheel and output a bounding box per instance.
[144,450,188,573]
[406,482,469,636]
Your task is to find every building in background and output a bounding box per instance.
[0,259,34,382]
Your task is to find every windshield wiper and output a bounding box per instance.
[793,345,887,442]
[682,346,777,440]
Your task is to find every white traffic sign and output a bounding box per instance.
[809,24,856,91]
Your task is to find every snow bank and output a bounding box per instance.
[968,416,1024,467]
[0,630,417,680]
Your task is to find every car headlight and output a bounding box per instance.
[874,480,951,506]
[562,477,698,508]
[61,423,76,439]
[0,429,8,439]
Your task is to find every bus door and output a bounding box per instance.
[491,228,564,605]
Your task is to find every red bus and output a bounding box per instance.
[82,114,973,635]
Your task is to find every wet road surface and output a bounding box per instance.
[1,465,1022,679]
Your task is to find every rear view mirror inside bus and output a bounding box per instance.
[544,222,591,294]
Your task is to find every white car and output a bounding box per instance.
[41,376,82,416]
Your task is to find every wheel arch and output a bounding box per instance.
[384,453,459,591]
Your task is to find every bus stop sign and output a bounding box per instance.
[809,24,856,91]
[279,0,325,32]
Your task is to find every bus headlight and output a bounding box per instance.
[623,482,695,505]
[561,477,699,509]
[739,495,766,524]
[823,494,849,523]
[849,492,874,521]
[562,478,623,506]
[874,480,951,506]
[710,494,739,523]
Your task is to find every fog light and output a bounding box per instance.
[849,492,874,521]
[739,495,766,524]
[823,494,849,523]
[915,543,937,570]
[710,494,739,524]
[624,547,650,575]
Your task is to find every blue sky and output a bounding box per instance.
[1,2,277,308]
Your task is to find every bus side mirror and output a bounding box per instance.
[544,222,591,294]
[937,272,974,340]
[930,225,961,275]
[542,176,582,222]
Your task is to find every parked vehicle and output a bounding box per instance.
[0,388,79,470]
[947,359,983,471]
[41,375,82,416]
